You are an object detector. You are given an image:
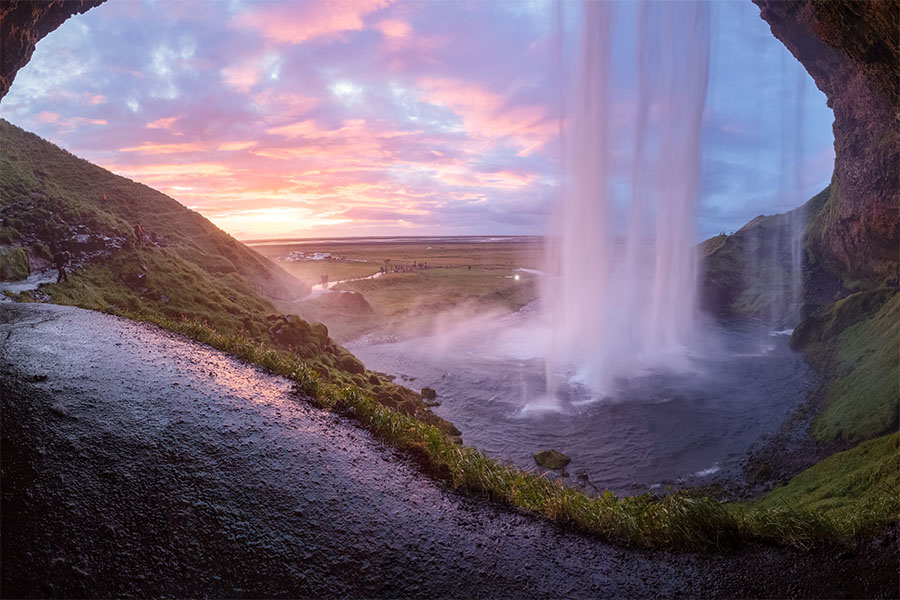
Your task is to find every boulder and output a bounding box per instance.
[421,387,437,399]
[337,353,365,375]
[534,449,571,470]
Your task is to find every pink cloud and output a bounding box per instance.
[36,110,60,123]
[217,141,258,151]
[145,116,181,131]
[221,61,262,93]
[375,19,411,39]
[119,142,204,154]
[232,0,391,45]
[418,78,556,156]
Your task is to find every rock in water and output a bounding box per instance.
[421,387,437,399]
[534,449,571,470]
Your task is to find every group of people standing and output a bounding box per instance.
[380,261,428,274]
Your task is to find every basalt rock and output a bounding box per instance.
[753,0,899,284]
[534,449,571,471]
[1,0,107,100]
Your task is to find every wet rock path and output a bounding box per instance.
[1,303,894,598]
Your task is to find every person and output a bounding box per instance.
[54,251,71,283]
[133,222,145,245]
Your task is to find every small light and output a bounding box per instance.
[514,274,520,281]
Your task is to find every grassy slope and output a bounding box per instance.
[700,186,834,321]
[754,433,899,517]
[791,288,899,444]
[0,119,457,436]
[0,120,305,303]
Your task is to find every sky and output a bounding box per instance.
[0,0,835,241]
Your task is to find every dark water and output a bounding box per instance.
[349,308,812,495]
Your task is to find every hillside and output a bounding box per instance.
[0,119,458,437]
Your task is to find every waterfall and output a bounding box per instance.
[544,0,710,396]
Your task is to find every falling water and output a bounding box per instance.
[544,1,710,397]
[741,52,809,328]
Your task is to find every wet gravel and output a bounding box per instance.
[1,302,896,599]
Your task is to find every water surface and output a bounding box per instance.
[349,307,812,495]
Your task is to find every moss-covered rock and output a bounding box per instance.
[0,246,30,280]
[0,226,21,244]
[267,314,331,358]
[337,353,365,374]
[534,449,571,470]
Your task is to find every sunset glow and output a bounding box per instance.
[0,0,834,240]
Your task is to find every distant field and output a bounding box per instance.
[249,237,544,341]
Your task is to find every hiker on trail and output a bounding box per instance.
[54,251,71,283]
[133,222,145,245]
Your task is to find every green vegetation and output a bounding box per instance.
[0,247,29,280]
[0,119,305,301]
[791,289,899,444]
[253,238,543,342]
[753,433,899,518]
[0,226,21,244]
[278,259,380,286]
[700,186,834,320]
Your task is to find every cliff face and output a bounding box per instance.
[0,0,106,100]
[753,0,899,284]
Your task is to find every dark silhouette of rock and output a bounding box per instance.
[1,0,107,99]
[421,387,437,399]
[534,449,571,470]
[753,0,899,284]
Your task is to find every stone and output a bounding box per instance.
[533,449,571,470]
[421,387,437,399]
[753,0,899,284]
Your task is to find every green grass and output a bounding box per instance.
[699,186,832,320]
[0,119,306,301]
[250,238,544,270]
[277,259,381,287]
[748,433,899,539]
[792,289,900,444]
[257,239,543,342]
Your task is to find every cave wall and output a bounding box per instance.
[753,0,899,285]
[0,0,107,100]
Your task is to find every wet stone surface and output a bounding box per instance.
[1,303,896,598]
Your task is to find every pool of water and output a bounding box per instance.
[348,305,812,494]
